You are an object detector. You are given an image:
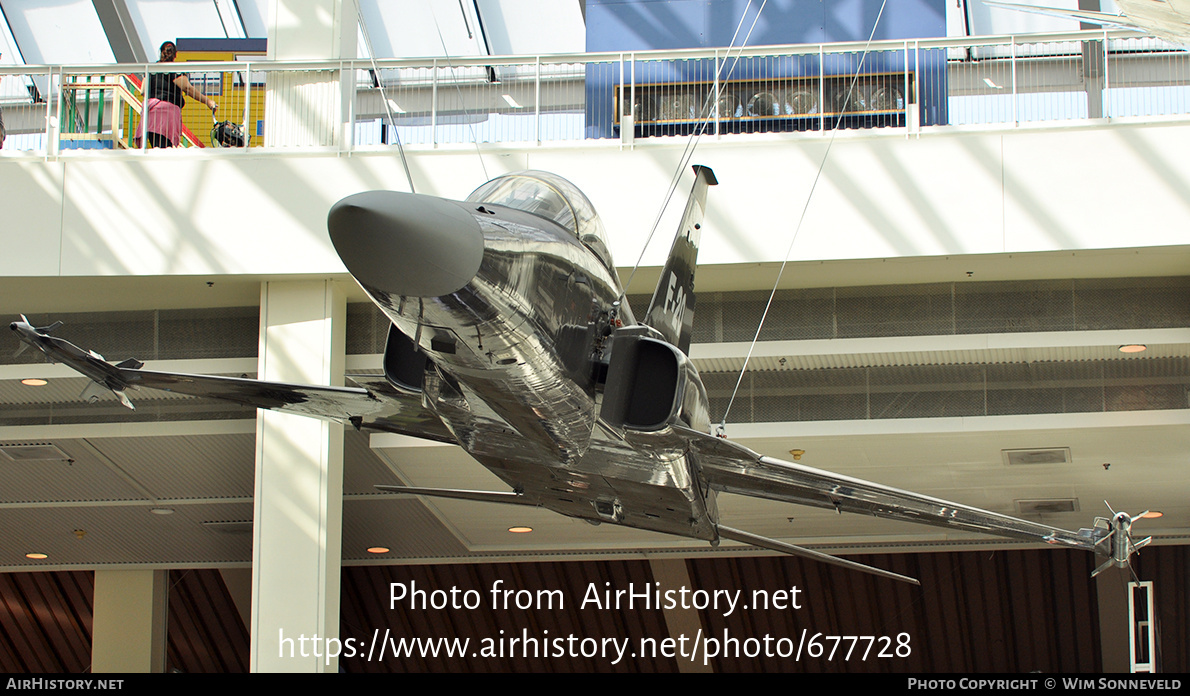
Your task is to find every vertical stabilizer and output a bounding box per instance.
[643,165,717,355]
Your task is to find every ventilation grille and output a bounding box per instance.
[705,357,1190,424]
[202,520,253,535]
[1003,448,1072,466]
[1017,499,1080,514]
[1,307,259,366]
[0,443,71,461]
[6,276,1184,368]
[633,276,1190,343]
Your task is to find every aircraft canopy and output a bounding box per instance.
[467,171,614,271]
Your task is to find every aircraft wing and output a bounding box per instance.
[678,425,1106,552]
[9,311,455,442]
[119,368,456,441]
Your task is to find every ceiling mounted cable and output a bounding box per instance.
[719,0,889,434]
[627,0,769,295]
[429,0,490,181]
[355,0,417,193]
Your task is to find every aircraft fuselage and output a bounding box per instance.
[329,182,720,542]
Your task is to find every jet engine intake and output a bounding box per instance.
[383,324,430,394]
[599,331,684,431]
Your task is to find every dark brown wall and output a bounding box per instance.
[0,546,1184,673]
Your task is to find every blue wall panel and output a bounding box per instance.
[584,0,947,138]
[587,0,945,52]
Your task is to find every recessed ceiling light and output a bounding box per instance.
[1119,344,1147,353]
[1140,511,1163,519]
[507,526,533,534]
[366,546,390,554]
[20,378,47,386]
[149,508,174,515]
[25,552,47,560]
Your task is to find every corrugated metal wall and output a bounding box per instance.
[0,546,1184,672]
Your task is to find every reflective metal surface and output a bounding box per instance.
[29,168,1122,582]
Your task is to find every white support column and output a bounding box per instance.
[648,558,712,673]
[250,280,346,672]
[91,569,168,673]
[265,0,358,147]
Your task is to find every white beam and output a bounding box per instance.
[91,569,168,673]
[250,279,346,672]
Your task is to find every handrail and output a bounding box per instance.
[0,28,1168,76]
[0,28,1185,156]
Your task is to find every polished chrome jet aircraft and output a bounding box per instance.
[12,167,1148,584]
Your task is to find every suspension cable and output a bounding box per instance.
[428,1,490,181]
[625,0,769,296]
[355,0,417,193]
[719,0,889,433]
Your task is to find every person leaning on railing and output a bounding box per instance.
[141,40,218,147]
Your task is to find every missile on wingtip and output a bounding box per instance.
[10,317,139,409]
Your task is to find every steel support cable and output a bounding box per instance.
[429,1,490,181]
[718,0,889,434]
[355,0,417,193]
[626,0,769,297]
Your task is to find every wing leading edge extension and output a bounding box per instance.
[679,425,1108,553]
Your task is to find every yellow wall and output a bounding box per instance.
[177,49,266,148]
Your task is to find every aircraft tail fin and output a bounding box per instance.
[643,165,717,355]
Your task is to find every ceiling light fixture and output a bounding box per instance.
[507,526,533,534]
[20,378,47,386]
[1118,344,1147,353]
[1140,511,1163,519]
[149,508,174,515]
[25,552,47,560]
[366,546,390,554]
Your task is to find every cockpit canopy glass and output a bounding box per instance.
[466,171,614,271]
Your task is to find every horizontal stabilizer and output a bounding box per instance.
[375,485,539,507]
[718,525,920,585]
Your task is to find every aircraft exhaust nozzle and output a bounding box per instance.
[328,191,485,298]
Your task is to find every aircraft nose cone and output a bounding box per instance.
[328,191,485,298]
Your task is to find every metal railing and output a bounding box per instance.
[2,29,1189,155]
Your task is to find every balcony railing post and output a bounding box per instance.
[535,56,541,144]
[630,51,636,138]
[818,44,825,132]
[713,49,720,137]
[1103,30,1111,119]
[45,66,58,159]
[618,52,624,142]
[141,66,149,151]
[431,59,438,147]
[903,40,909,135]
[915,39,921,128]
[1011,36,1018,126]
[243,62,252,147]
